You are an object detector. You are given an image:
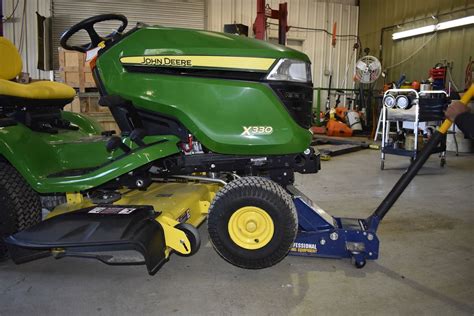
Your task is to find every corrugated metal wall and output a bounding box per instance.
[2,0,205,78]
[51,0,205,69]
[3,0,359,87]
[359,0,474,91]
[2,0,53,79]
[207,0,360,92]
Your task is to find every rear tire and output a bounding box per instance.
[207,176,297,269]
[0,163,42,260]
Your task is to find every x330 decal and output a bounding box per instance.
[241,126,274,136]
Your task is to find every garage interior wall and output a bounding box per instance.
[359,0,474,91]
[207,0,359,94]
[3,0,358,93]
[2,0,53,80]
[2,0,205,78]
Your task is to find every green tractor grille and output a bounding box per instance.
[269,82,313,129]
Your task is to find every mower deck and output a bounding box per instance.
[5,181,220,275]
[6,205,167,275]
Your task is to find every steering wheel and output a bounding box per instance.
[60,14,128,53]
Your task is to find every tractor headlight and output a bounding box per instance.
[266,59,312,83]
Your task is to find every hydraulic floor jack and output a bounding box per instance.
[289,85,473,268]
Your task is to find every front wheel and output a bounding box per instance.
[207,177,297,269]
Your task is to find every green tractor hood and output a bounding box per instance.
[96,25,314,155]
[114,26,310,61]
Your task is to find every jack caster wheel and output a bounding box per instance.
[207,176,297,269]
[440,158,446,168]
[175,223,200,256]
[351,256,366,269]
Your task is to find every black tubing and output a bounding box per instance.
[373,131,444,220]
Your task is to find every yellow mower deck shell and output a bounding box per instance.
[49,181,221,256]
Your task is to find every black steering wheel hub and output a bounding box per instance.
[60,14,128,53]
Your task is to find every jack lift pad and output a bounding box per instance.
[4,205,167,275]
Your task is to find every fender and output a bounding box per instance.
[61,111,104,135]
[0,118,180,193]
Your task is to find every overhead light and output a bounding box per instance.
[437,16,474,30]
[392,15,474,40]
[392,25,436,40]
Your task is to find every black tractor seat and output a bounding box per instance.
[0,96,77,133]
[0,95,74,108]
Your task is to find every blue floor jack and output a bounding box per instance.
[288,186,379,268]
[288,85,473,268]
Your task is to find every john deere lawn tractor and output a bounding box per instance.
[0,14,319,274]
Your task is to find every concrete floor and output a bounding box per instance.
[0,149,473,315]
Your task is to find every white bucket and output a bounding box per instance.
[420,83,432,91]
[346,111,362,131]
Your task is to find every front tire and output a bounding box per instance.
[0,162,42,259]
[207,176,297,269]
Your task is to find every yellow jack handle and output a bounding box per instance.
[438,83,474,134]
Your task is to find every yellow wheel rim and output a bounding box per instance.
[228,206,274,250]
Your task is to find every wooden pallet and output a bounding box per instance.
[58,48,96,92]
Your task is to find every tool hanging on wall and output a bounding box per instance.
[325,22,337,112]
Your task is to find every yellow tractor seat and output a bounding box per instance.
[0,36,76,107]
[0,79,76,100]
